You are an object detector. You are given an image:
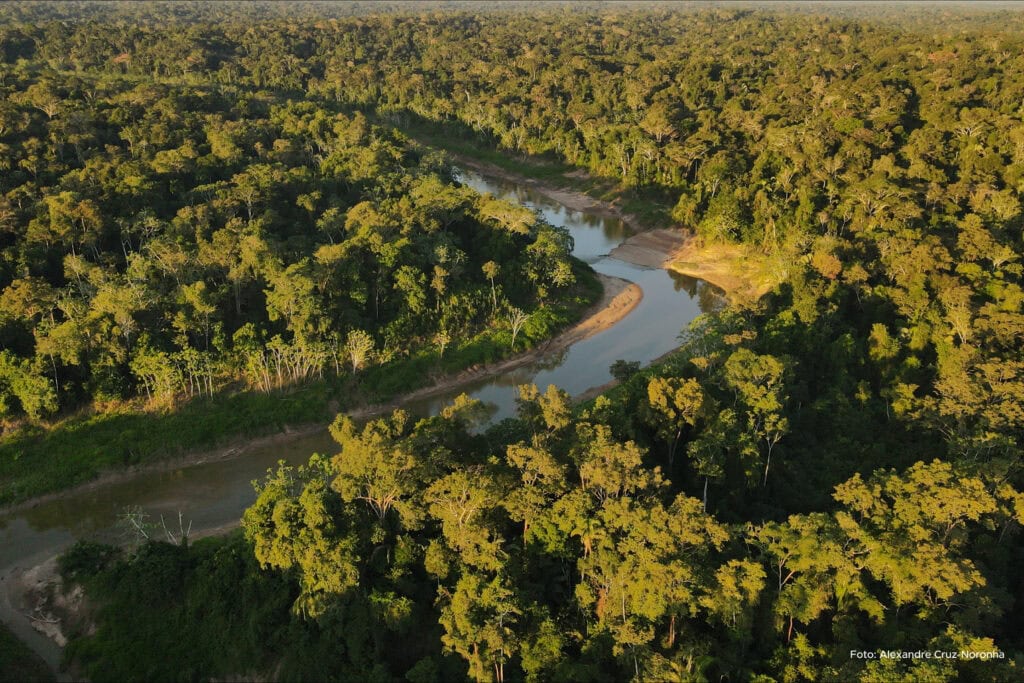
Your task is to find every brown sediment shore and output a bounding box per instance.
[609,228,690,268]
[451,155,647,232]
[611,228,770,303]
[667,238,777,303]
[0,160,709,674]
[348,272,641,418]
[1,274,639,516]
[1,556,69,679]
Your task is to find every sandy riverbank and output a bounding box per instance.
[1,273,640,517]
[348,272,641,418]
[668,239,779,303]
[452,155,770,302]
[452,156,647,233]
[609,228,690,268]
[612,228,772,303]
[1,555,70,679]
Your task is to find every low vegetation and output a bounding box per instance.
[668,240,783,305]
[0,623,54,683]
[0,1,1021,680]
[0,40,599,503]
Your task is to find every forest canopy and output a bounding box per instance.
[0,55,583,422]
[1,1,1022,681]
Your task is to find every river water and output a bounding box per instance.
[0,169,721,669]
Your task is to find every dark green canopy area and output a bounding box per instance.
[1,2,1023,681]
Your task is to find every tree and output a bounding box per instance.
[639,102,679,144]
[478,196,535,235]
[503,443,568,541]
[752,460,1008,658]
[574,494,729,675]
[129,343,180,405]
[609,360,641,383]
[684,414,732,511]
[723,349,789,486]
[242,455,360,618]
[646,376,706,470]
[434,328,451,358]
[425,468,505,572]
[831,460,997,610]
[482,260,500,314]
[344,329,375,373]
[573,423,665,504]
[175,281,217,349]
[506,306,528,350]
[698,559,766,636]
[329,411,424,528]
[0,351,58,420]
[438,573,522,683]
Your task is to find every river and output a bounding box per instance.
[0,168,722,671]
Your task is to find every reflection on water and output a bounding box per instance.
[1,169,721,572]
[667,270,728,312]
[1,428,337,565]
[457,171,631,264]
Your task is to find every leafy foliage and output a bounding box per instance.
[27,1,1024,680]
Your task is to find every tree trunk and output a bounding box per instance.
[50,354,60,395]
[668,428,681,470]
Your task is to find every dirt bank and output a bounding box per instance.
[452,155,647,232]
[668,239,779,303]
[1,555,73,679]
[609,228,690,268]
[611,229,773,304]
[2,274,640,516]
[349,272,641,418]
[8,559,75,648]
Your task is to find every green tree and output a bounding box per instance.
[646,376,707,470]
[242,455,360,618]
[344,329,375,373]
[329,411,424,528]
[723,349,789,486]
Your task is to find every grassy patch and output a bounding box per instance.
[668,239,785,305]
[0,385,334,507]
[0,267,600,507]
[0,622,54,683]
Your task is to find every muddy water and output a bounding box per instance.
[418,170,722,420]
[0,169,722,671]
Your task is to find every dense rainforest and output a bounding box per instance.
[2,1,1024,682]
[0,8,594,502]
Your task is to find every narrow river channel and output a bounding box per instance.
[0,168,722,670]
